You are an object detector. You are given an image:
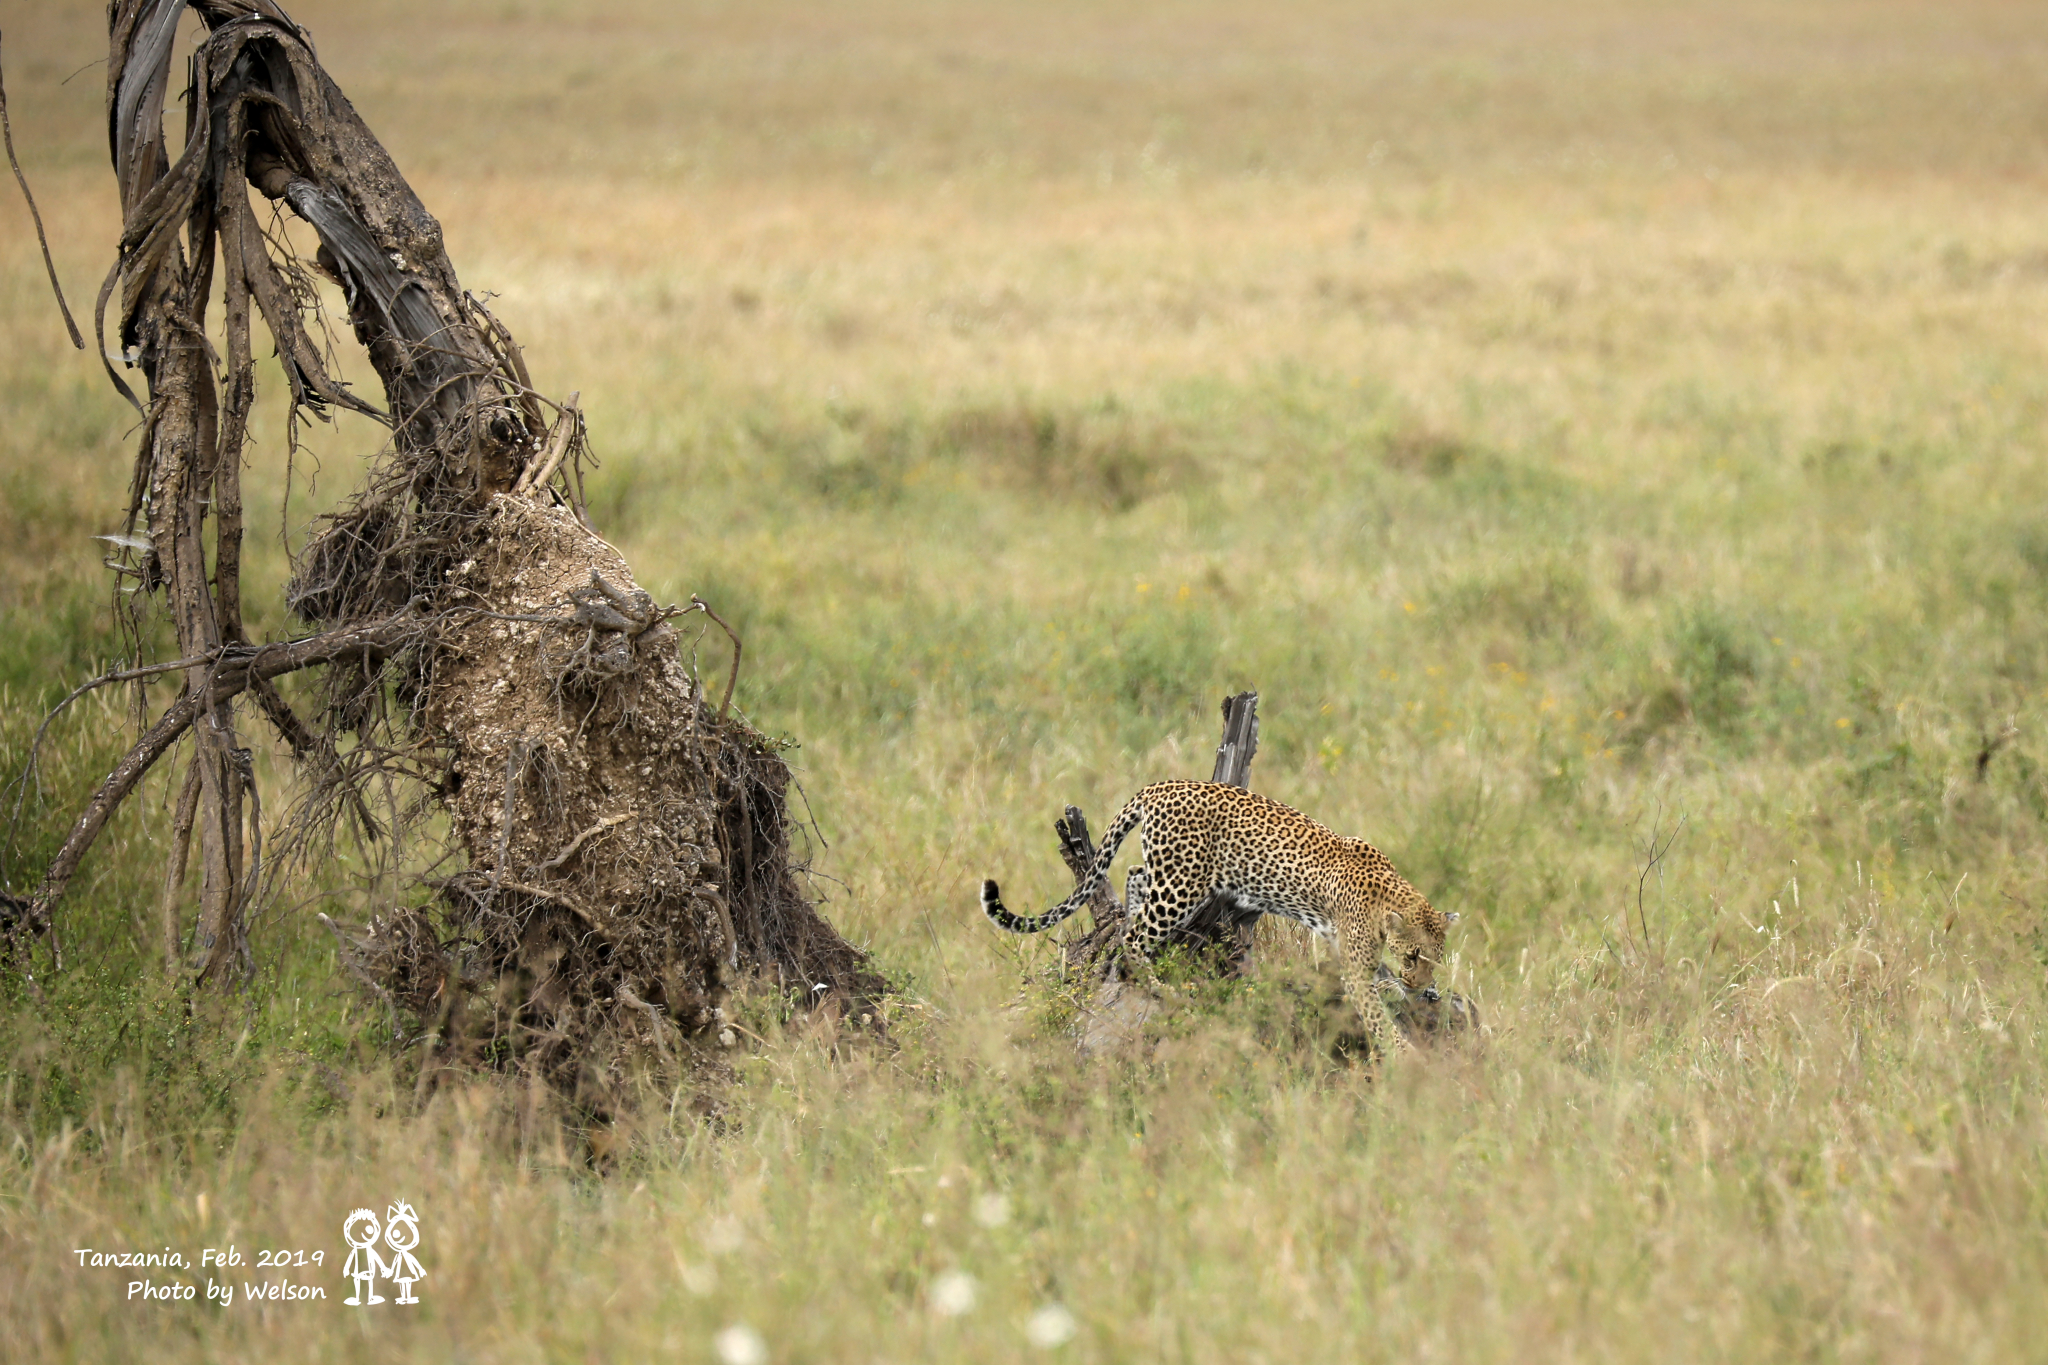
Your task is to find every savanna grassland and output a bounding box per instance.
[4,1,2048,1360]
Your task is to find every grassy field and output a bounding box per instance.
[4,1,2048,1359]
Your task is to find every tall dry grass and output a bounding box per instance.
[2,1,2047,1359]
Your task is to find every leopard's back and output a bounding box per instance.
[1128,780,1387,936]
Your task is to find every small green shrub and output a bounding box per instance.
[1670,607,1757,735]
[1430,555,1601,649]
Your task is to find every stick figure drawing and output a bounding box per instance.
[343,1208,387,1305]
[384,1201,427,1304]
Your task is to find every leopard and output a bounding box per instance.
[981,779,1457,1059]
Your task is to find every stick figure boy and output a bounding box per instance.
[383,1200,426,1304]
[343,1207,387,1305]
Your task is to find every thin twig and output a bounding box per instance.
[514,390,579,496]
[1633,808,1686,956]
[24,611,427,931]
[464,290,546,434]
[0,32,84,348]
[530,812,633,874]
[1975,716,2018,782]
[4,649,215,858]
[159,753,201,971]
[690,595,743,720]
[567,447,595,530]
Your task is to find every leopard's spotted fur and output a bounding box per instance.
[982,780,1457,1057]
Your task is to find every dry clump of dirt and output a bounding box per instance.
[330,495,878,1110]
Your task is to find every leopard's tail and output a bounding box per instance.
[981,792,1147,934]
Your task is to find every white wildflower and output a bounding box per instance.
[1026,1303,1078,1348]
[704,1215,745,1256]
[930,1269,978,1317]
[714,1324,767,1365]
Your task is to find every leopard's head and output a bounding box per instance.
[1388,898,1459,1002]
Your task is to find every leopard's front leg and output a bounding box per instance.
[1337,916,1412,1062]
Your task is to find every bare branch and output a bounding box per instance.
[5,649,216,861]
[691,596,744,720]
[26,611,429,930]
[513,392,581,497]
[1631,807,1687,956]
[0,32,85,348]
[158,753,201,970]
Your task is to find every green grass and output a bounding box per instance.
[2,0,2048,1359]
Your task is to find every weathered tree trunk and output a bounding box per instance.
[17,0,877,1102]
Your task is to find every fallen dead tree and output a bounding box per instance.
[6,0,877,1107]
[1044,693,1479,1055]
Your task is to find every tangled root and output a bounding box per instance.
[323,497,882,1112]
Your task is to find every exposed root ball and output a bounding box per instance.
[329,497,880,1108]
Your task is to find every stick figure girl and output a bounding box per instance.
[343,1208,387,1305]
[383,1201,426,1304]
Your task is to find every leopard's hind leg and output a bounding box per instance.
[1123,865,1150,925]
[1121,836,1208,982]
[1112,864,1162,987]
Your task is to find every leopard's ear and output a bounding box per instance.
[1445,911,1460,924]
[1385,908,1406,930]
